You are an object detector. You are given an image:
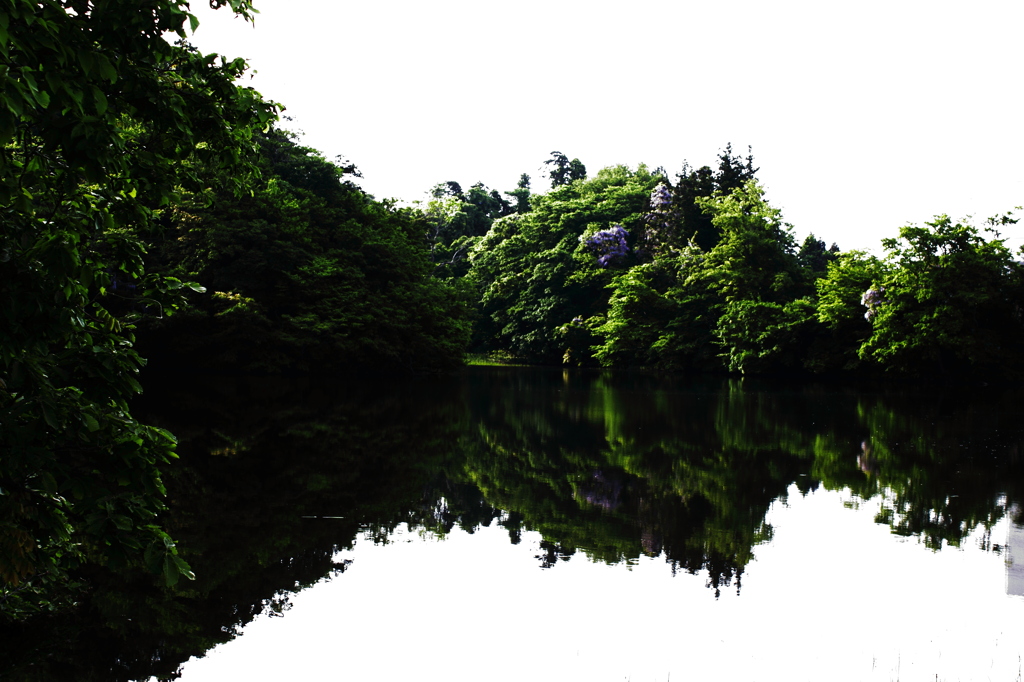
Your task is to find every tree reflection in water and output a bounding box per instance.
[3,368,1024,680]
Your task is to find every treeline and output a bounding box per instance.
[422,148,1024,381]
[136,132,1024,382]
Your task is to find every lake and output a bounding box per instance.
[5,367,1024,681]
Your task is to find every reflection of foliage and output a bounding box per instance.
[836,391,1024,550]
[0,375,464,680]
[7,370,1024,678]
[444,370,814,596]
[446,370,1024,596]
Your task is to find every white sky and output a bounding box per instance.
[185,0,1024,253]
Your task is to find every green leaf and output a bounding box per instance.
[90,85,107,115]
[111,515,132,531]
[40,472,58,496]
[151,426,177,444]
[163,555,179,586]
[78,50,93,77]
[95,54,117,83]
[172,554,195,581]
[5,86,23,116]
[36,90,51,109]
[41,402,59,429]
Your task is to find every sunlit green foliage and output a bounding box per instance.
[421,180,513,279]
[470,164,662,362]
[595,250,720,370]
[696,180,812,373]
[812,250,888,372]
[466,146,1021,381]
[638,144,758,256]
[859,214,1024,378]
[596,180,813,373]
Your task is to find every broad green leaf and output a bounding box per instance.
[172,554,195,581]
[95,53,117,83]
[41,402,59,429]
[78,50,93,77]
[163,555,179,586]
[33,88,50,108]
[40,472,58,496]
[90,85,107,115]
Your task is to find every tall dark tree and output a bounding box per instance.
[507,173,532,213]
[797,234,839,275]
[670,144,759,252]
[544,151,587,188]
[431,181,465,200]
[466,182,512,231]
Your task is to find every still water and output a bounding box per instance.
[9,368,1024,681]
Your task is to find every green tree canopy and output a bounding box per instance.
[1,0,277,614]
[597,180,812,373]
[859,214,1024,378]
[470,164,660,362]
[138,129,472,374]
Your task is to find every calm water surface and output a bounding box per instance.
[8,368,1024,681]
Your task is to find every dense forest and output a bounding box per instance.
[2,0,1024,655]
[419,149,1024,380]
[134,133,1024,382]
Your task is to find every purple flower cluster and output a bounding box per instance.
[638,183,675,259]
[649,183,672,210]
[861,287,884,322]
[585,224,629,267]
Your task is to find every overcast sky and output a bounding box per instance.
[186,0,1023,253]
